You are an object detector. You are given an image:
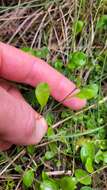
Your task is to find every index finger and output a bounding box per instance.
[0,42,86,110]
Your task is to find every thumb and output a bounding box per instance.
[0,86,47,145]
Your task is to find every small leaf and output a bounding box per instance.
[40,47,49,59]
[103,151,107,164]
[96,15,107,29]
[47,127,57,154]
[46,112,54,126]
[42,172,49,181]
[34,50,43,58]
[73,20,84,35]
[45,151,55,160]
[68,51,87,70]
[27,145,35,155]
[35,47,49,59]
[47,127,55,139]
[76,84,98,100]
[23,169,34,188]
[60,176,77,190]
[80,142,95,164]
[95,150,103,164]
[35,83,50,110]
[40,180,58,190]
[15,165,23,173]
[21,47,36,56]
[76,137,90,150]
[80,187,93,190]
[54,59,63,71]
[99,140,107,150]
[22,47,49,59]
[85,158,94,173]
[75,169,92,185]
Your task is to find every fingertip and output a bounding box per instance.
[0,141,12,151]
[27,115,48,145]
[63,97,87,110]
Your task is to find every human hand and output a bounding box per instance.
[0,42,86,151]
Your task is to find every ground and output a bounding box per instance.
[0,0,107,190]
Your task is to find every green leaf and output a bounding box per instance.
[14,165,23,173]
[103,151,107,164]
[22,46,49,59]
[23,169,34,188]
[35,47,49,59]
[85,157,94,173]
[34,50,43,58]
[47,127,57,154]
[54,59,63,71]
[47,127,55,139]
[75,169,92,185]
[46,113,54,126]
[96,15,107,29]
[80,142,95,164]
[73,20,84,35]
[99,140,107,150]
[95,150,103,164]
[42,172,49,181]
[27,145,35,155]
[76,137,90,150]
[80,187,93,190]
[35,83,50,110]
[45,151,55,160]
[21,47,36,56]
[40,180,58,190]
[40,47,49,59]
[60,176,77,190]
[76,84,98,100]
[68,51,87,70]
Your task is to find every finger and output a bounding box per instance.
[0,140,12,151]
[0,86,47,145]
[0,79,24,100]
[0,79,27,151]
[0,42,86,110]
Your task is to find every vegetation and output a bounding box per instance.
[0,0,107,189]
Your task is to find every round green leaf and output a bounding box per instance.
[35,83,50,109]
[75,169,92,185]
[73,20,84,35]
[45,151,55,160]
[80,142,95,163]
[54,59,63,71]
[68,51,87,70]
[80,187,93,190]
[40,180,58,190]
[85,157,94,173]
[23,169,34,188]
[60,176,77,190]
[76,84,98,100]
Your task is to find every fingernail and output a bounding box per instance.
[0,141,12,151]
[30,117,48,144]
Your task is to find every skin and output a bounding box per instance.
[0,42,86,151]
